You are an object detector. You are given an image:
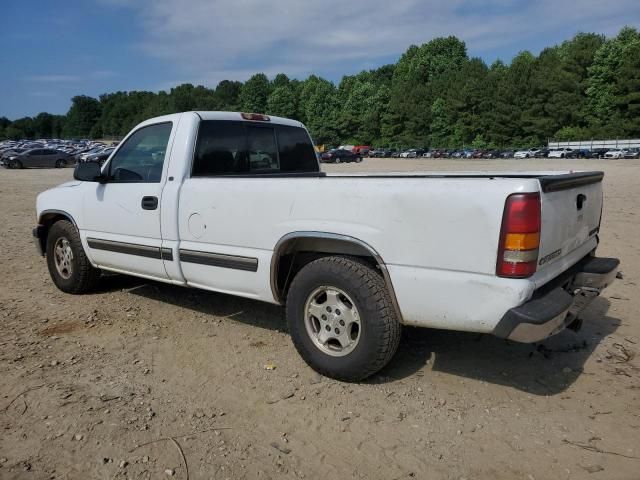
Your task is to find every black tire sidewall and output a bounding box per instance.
[46,221,87,293]
[287,259,395,381]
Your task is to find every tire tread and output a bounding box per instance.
[286,255,401,381]
[46,220,100,294]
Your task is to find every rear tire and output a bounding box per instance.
[55,159,67,168]
[286,256,401,382]
[335,158,341,163]
[46,220,101,294]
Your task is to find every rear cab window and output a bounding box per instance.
[192,120,319,176]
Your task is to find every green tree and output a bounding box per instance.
[471,133,488,149]
[10,117,36,139]
[587,26,640,130]
[267,84,297,119]
[429,97,452,147]
[215,80,242,110]
[240,73,270,113]
[384,37,468,146]
[63,95,102,137]
[298,76,338,144]
[1,28,637,145]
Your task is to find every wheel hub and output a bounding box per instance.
[304,286,361,357]
[54,237,74,280]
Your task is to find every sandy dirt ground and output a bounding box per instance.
[0,158,638,480]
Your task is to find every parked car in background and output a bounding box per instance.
[353,146,370,156]
[84,147,116,165]
[3,148,73,169]
[78,145,111,162]
[0,147,29,163]
[482,150,502,159]
[500,150,515,158]
[589,148,609,159]
[623,148,640,159]
[534,148,550,158]
[514,148,540,158]
[548,148,577,159]
[576,149,597,158]
[604,149,624,159]
[320,149,362,163]
[369,149,391,158]
[400,149,425,158]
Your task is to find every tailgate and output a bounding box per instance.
[537,172,603,273]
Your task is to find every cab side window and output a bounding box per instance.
[108,122,172,183]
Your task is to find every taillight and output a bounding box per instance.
[496,193,541,278]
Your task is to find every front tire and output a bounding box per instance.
[335,157,341,163]
[286,256,401,382]
[55,159,67,168]
[46,220,100,294]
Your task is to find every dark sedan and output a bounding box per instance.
[534,148,550,158]
[3,148,73,169]
[320,149,362,164]
[482,149,502,159]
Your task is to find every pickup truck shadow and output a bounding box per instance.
[379,297,620,395]
[101,276,619,395]
[101,276,288,331]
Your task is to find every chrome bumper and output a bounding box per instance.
[494,256,620,343]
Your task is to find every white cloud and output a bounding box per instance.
[25,71,117,84]
[26,74,81,83]
[113,0,640,84]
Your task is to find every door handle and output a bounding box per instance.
[141,196,158,210]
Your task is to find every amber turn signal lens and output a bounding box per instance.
[504,232,540,250]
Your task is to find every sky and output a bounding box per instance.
[2,0,639,119]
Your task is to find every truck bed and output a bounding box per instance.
[325,170,604,192]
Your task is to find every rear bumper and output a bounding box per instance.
[493,256,620,342]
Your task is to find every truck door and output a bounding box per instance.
[81,122,175,280]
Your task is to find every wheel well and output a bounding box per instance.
[37,212,76,254]
[270,234,402,321]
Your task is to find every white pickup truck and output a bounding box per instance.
[33,112,620,381]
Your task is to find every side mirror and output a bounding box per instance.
[74,161,105,183]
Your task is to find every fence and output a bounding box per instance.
[548,139,640,149]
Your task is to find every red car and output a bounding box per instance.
[353,145,371,156]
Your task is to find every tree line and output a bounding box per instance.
[1,27,638,149]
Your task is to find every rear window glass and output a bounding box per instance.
[192,122,247,176]
[192,120,318,176]
[276,125,318,172]
[247,126,279,172]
